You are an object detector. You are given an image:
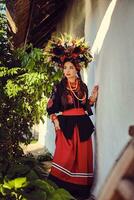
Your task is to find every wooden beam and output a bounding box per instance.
[98,140,134,200]
[28,4,66,47]
[6,0,31,47]
[117,179,134,200]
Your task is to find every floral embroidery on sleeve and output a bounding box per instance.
[47,99,53,108]
[81,98,86,104]
[54,86,57,92]
[47,84,61,114]
[67,94,74,104]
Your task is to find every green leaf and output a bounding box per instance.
[26,170,39,181]
[23,189,47,200]
[3,177,28,190]
[31,179,55,195]
[0,184,6,196]
[50,188,76,200]
[0,66,7,77]
[14,177,28,189]
[5,80,22,97]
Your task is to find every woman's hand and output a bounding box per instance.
[50,114,61,131]
[89,85,99,105]
[53,119,61,131]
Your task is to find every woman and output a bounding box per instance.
[46,34,98,199]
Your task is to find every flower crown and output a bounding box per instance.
[44,33,93,70]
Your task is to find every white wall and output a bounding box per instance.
[85,0,134,196]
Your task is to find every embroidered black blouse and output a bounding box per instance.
[47,78,95,141]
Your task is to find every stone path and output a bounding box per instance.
[22,142,48,157]
[22,142,52,174]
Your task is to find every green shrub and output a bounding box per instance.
[0,4,62,160]
[0,4,75,199]
[0,155,75,200]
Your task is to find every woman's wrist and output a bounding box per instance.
[50,114,58,122]
[89,96,96,105]
[50,115,60,130]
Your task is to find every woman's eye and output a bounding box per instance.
[70,66,74,69]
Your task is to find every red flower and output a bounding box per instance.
[60,55,66,62]
[67,95,73,104]
[72,53,79,58]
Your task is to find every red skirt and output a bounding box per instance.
[49,108,94,188]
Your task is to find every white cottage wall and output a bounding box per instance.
[85,0,134,196]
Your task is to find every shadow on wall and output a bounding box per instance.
[57,0,85,37]
[45,118,56,155]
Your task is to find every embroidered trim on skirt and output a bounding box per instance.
[50,126,94,186]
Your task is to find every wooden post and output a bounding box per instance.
[97,125,134,200]
[117,179,134,200]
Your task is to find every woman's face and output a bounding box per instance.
[63,61,77,79]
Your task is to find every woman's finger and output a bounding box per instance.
[55,126,61,131]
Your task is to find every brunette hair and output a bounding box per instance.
[63,58,81,71]
[60,59,87,108]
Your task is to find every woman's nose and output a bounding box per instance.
[66,69,70,73]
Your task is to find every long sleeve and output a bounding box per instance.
[47,84,61,115]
